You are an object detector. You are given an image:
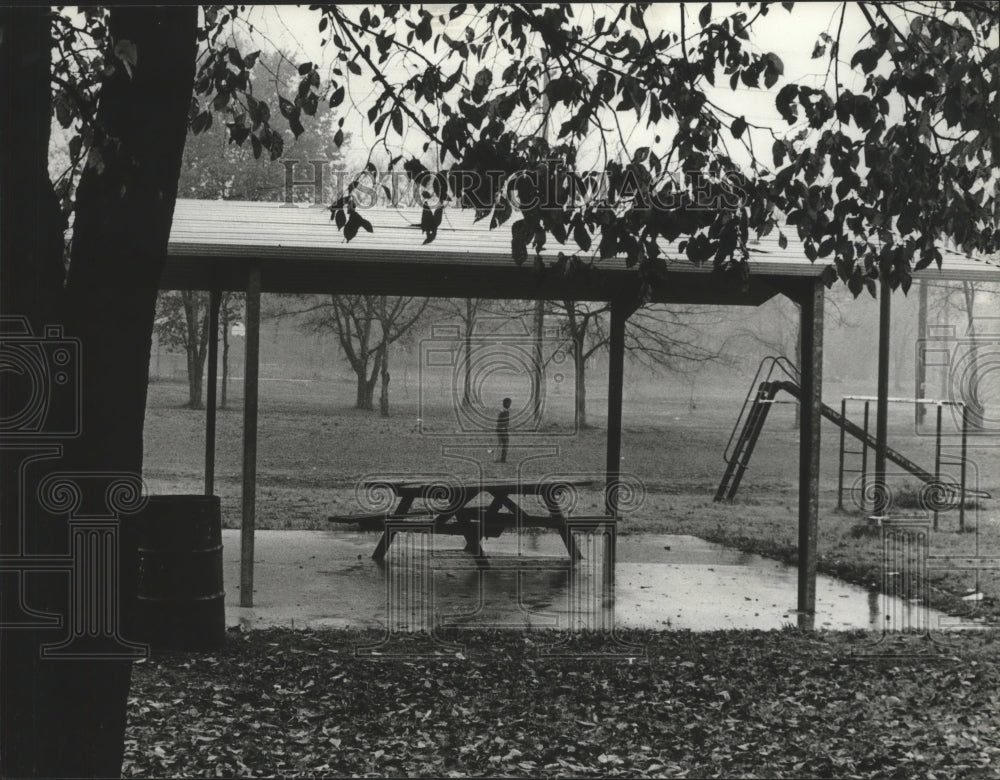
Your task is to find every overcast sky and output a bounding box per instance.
[232,2,879,173]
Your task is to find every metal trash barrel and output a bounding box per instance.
[136,495,225,650]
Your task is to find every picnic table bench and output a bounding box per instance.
[329,478,605,561]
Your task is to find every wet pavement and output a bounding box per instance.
[223,529,962,633]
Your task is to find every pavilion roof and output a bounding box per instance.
[160,199,1000,303]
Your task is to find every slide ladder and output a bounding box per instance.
[715,357,799,502]
[715,359,990,503]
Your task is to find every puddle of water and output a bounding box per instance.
[224,530,973,633]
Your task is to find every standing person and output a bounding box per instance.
[496,397,511,463]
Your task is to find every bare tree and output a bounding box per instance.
[544,302,735,428]
[154,290,244,409]
[430,298,489,409]
[218,292,244,408]
[293,294,428,412]
[553,300,610,428]
[373,295,430,415]
[154,291,210,408]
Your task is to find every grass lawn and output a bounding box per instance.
[124,627,1000,778]
[142,379,1000,623]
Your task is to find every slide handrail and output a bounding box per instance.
[722,356,800,464]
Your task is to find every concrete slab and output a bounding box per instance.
[223,529,955,633]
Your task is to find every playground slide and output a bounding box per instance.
[716,377,989,502]
[772,379,941,485]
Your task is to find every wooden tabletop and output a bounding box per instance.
[359,478,595,494]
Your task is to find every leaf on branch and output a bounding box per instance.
[811,32,831,59]
[227,123,250,146]
[54,95,72,128]
[898,72,938,99]
[698,4,712,28]
[686,234,716,263]
[491,197,512,229]
[420,206,444,243]
[574,220,591,252]
[472,68,493,103]
[772,139,786,168]
[191,111,213,135]
[511,219,531,265]
[344,210,371,242]
[114,39,138,78]
[598,223,618,260]
[764,53,783,88]
[850,48,881,75]
[775,84,799,124]
[268,132,284,161]
[731,116,747,140]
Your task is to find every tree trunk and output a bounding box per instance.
[187,352,205,409]
[574,333,588,429]
[462,298,473,408]
[792,310,802,429]
[916,280,927,425]
[221,309,230,408]
[1,9,69,775]
[532,299,545,426]
[380,348,391,417]
[2,8,198,778]
[939,297,950,398]
[962,282,983,429]
[355,356,378,410]
[219,294,230,409]
[181,290,208,408]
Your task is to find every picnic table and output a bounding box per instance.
[329,478,598,561]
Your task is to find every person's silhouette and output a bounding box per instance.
[496,397,511,463]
